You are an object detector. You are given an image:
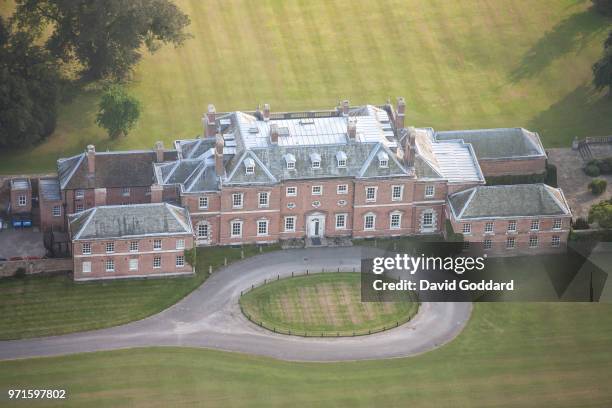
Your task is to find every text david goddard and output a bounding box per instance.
[372,279,514,292]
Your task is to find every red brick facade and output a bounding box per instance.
[478,157,546,178]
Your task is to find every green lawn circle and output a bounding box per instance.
[239,272,418,336]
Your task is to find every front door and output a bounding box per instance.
[307,215,325,238]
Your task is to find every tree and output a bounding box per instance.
[96,85,141,139]
[588,199,612,229]
[592,31,612,98]
[588,178,607,195]
[14,0,191,80]
[0,16,60,148]
[592,0,612,16]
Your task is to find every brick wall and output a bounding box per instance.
[0,258,72,278]
[478,157,546,177]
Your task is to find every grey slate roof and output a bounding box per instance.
[39,178,61,201]
[10,178,30,190]
[448,184,571,219]
[58,149,178,190]
[69,203,192,240]
[434,128,545,159]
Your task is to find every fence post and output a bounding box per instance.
[306,269,309,275]
[277,274,280,280]
[292,271,294,277]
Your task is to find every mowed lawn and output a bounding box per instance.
[239,273,418,335]
[1,0,611,174]
[0,303,611,407]
[0,245,278,340]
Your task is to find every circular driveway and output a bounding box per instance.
[0,246,472,362]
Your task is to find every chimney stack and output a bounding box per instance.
[150,184,163,203]
[263,103,270,121]
[347,118,357,140]
[269,123,279,144]
[215,134,225,176]
[86,145,96,175]
[204,104,217,138]
[396,97,406,130]
[154,141,164,163]
[403,127,417,167]
[341,100,350,117]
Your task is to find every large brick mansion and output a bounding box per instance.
[9,98,572,280]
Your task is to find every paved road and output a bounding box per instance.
[0,247,472,362]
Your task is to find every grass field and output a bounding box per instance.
[0,245,278,340]
[1,0,611,174]
[1,302,611,407]
[239,273,418,335]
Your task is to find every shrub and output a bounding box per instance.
[589,178,607,195]
[584,164,601,177]
[572,217,590,230]
[588,199,612,229]
[600,157,612,174]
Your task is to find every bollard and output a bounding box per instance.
[209,265,212,274]
[306,269,309,275]
[259,246,262,253]
[353,267,355,273]
[277,274,280,280]
[241,249,244,259]
[291,271,294,277]
[337,267,339,273]
[224,257,227,266]
[374,239,377,247]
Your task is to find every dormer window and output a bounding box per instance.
[244,158,255,175]
[377,151,389,168]
[310,152,321,169]
[284,153,296,170]
[336,151,347,168]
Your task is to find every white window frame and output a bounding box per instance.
[335,214,347,230]
[337,184,348,195]
[176,255,185,267]
[286,161,295,170]
[530,219,540,231]
[232,193,243,209]
[422,212,434,227]
[553,219,562,230]
[484,222,494,234]
[121,187,130,197]
[529,236,539,248]
[311,160,321,169]
[379,159,388,168]
[425,185,435,198]
[82,261,91,274]
[284,216,296,232]
[364,213,376,231]
[231,220,243,238]
[82,242,91,255]
[551,236,561,247]
[75,189,85,199]
[257,219,269,236]
[76,203,84,213]
[52,205,61,217]
[506,237,516,249]
[483,239,492,250]
[258,192,269,208]
[106,242,115,254]
[245,165,255,175]
[153,257,161,269]
[390,212,402,229]
[129,259,138,271]
[197,223,209,239]
[337,159,346,168]
[153,239,162,251]
[286,186,297,197]
[199,196,208,209]
[105,259,115,272]
[391,185,403,201]
[176,239,185,250]
[508,220,517,233]
[311,185,322,195]
[17,195,27,206]
[365,186,377,202]
[462,223,471,234]
[129,241,139,252]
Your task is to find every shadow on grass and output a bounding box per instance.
[528,84,612,146]
[510,10,608,81]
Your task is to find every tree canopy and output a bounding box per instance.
[96,85,141,139]
[592,0,612,16]
[588,199,612,229]
[0,16,60,148]
[13,0,191,80]
[593,31,612,97]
